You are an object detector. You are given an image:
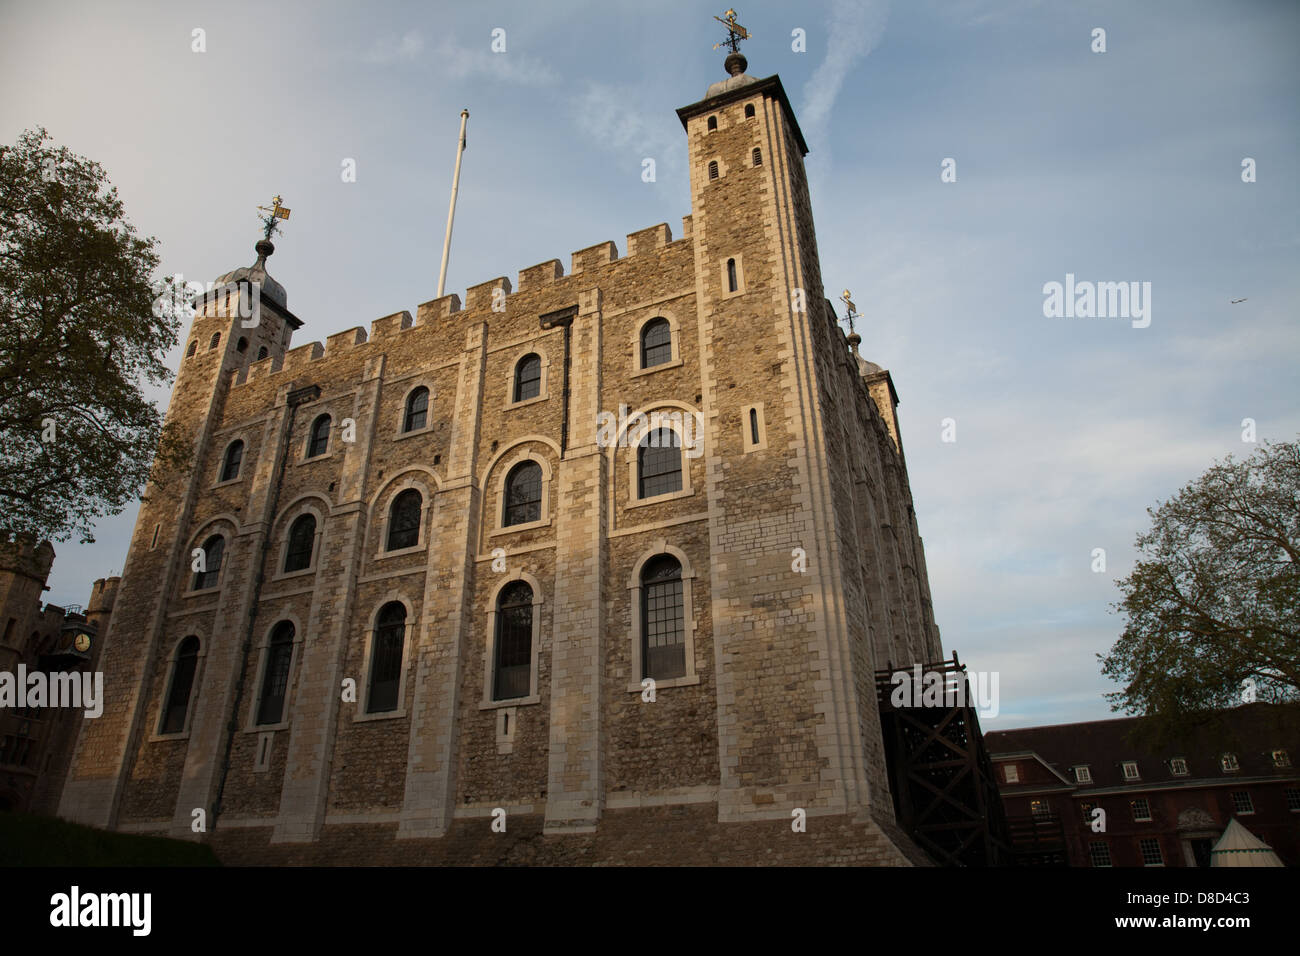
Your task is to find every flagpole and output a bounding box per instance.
[437,109,469,299]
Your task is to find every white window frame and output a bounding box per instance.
[1170,757,1189,776]
[1122,761,1140,781]
[480,572,543,709]
[1074,765,1092,784]
[1003,764,1019,783]
[627,541,700,692]
[1230,791,1255,815]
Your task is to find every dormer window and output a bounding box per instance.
[1122,761,1140,781]
[1221,753,1240,773]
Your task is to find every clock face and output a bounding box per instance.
[74,633,91,653]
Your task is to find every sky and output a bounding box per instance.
[1,0,1296,730]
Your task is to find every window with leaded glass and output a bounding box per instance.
[642,556,685,680]
[192,535,224,590]
[160,636,200,734]
[503,462,542,526]
[638,429,682,498]
[256,622,295,725]
[386,489,422,551]
[1139,838,1163,866]
[367,603,406,713]
[641,318,672,368]
[284,514,316,572]
[404,386,429,432]
[493,583,533,701]
[1089,842,1112,867]
[307,414,331,457]
[1231,791,1254,814]
[220,440,244,482]
[514,354,541,402]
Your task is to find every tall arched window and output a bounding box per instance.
[367,602,406,713]
[642,556,685,680]
[708,161,719,181]
[638,429,683,499]
[192,535,224,590]
[514,354,541,402]
[307,415,331,458]
[256,622,295,725]
[493,583,533,701]
[640,318,672,369]
[186,340,197,358]
[503,462,542,526]
[386,489,422,551]
[403,386,429,432]
[727,258,738,292]
[160,636,200,734]
[284,514,316,572]
[209,332,221,350]
[220,440,244,482]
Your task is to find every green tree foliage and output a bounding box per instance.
[1101,439,1300,738]
[0,128,187,544]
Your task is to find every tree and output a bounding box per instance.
[1100,438,1300,740]
[0,128,188,545]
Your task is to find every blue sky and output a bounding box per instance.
[2,0,1296,729]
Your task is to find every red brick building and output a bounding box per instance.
[986,704,1300,867]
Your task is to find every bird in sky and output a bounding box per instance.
[1231,298,1248,304]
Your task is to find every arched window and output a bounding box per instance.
[307,415,331,458]
[186,340,197,358]
[160,636,200,734]
[642,556,685,680]
[744,103,755,118]
[257,346,269,361]
[367,603,406,713]
[209,332,221,350]
[403,386,429,432]
[752,147,762,167]
[708,161,719,181]
[493,583,533,701]
[284,514,316,572]
[503,462,542,526]
[707,115,717,131]
[220,440,244,482]
[256,622,295,725]
[638,428,683,499]
[192,535,224,590]
[640,317,672,369]
[386,489,422,551]
[236,336,248,353]
[514,354,541,402]
[727,258,738,292]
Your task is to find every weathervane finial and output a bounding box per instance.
[712,9,751,56]
[840,289,859,336]
[256,194,292,241]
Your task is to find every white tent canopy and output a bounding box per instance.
[1210,817,1284,867]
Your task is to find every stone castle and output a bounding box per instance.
[58,50,945,864]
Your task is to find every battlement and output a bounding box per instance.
[226,219,692,392]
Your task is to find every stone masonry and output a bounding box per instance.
[58,57,945,864]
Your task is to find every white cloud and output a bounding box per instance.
[430,34,559,85]
[799,0,890,159]
[361,30,425,64]
[570,81,681,167]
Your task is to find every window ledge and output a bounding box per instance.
[394,426,434,442]
[148,731,191,743]
[631,357,683,378]
[299,451,336,465]
[505,394,547,410]
[185,586,221,598]
[490,518,551,537]
[627,488,694,510]
[212,477,245,490]
[627,674,701,693]
[479,695,540,711]
[245,721,289,734]
[374,543,427,560]
[272,567,317,583]
[354,709,407,723]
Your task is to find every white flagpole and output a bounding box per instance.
[437,109,469,299]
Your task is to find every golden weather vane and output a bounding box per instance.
[712,9,751,54]
[840,289,859,335]
[256,194,292,240]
